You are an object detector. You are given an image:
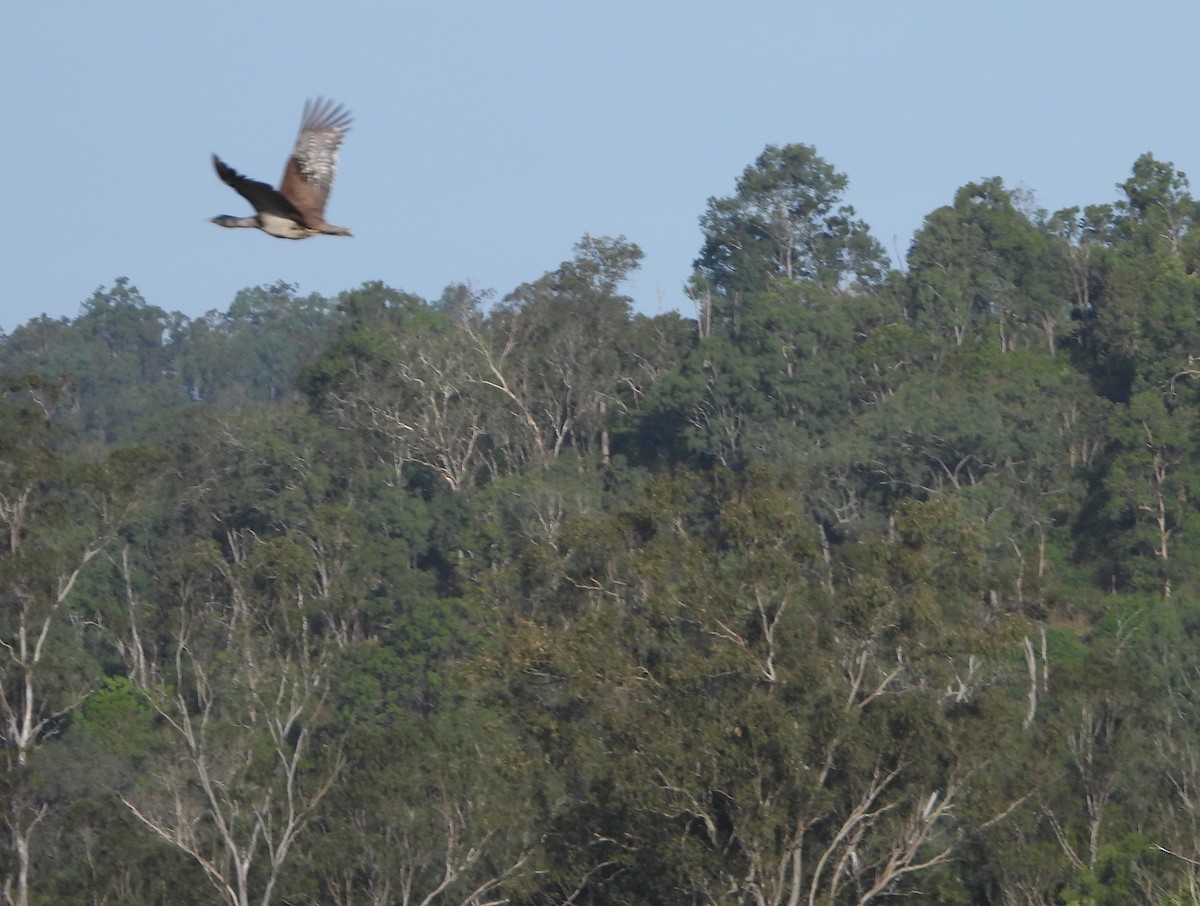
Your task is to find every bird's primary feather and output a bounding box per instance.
[213,156,307,222]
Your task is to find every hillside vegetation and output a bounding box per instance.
[3,145,1200,904]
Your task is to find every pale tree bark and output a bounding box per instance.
[322,789,532,906]
[657,751,986,906]
[1020,628,1050,731]
[1111,404,1186,600]
[118,588,343,906]
[1144,675,1200,902]
[0,483,109,906]
[326,329,493,492]
[1151,735,1200,903]
[647,626,1023,905]
[1053,699,1122,874]
[459,317,548,468]
[1139,419,1175,599]
[647,548,1029,906]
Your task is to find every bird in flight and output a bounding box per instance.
[211,98,353,239]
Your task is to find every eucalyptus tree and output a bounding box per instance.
[310,715,536,906]
[474,468,1035,904]
[648,146,893,475]
[313,284,497,490]
[907,179,1066,354]
[1111,153,1200,261]
[694,143,887,312]
[0,377,154,906]
[116,531,345,906]
[108,408,360,906]
[175,280,339,406]
[1100,391,1200,597]
[472,235,643,468]
[1071,156,1200,402]
[0,279,184,442]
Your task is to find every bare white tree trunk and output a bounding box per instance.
[119,584,343,906]
[0,482,106,906]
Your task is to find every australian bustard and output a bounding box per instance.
[210,98,353,239]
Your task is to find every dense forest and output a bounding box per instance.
[4,143,1200,905]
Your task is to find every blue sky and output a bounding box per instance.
[3,1,1197,333]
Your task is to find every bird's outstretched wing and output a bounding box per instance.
[278,98,352,225]
[213,155,306,221]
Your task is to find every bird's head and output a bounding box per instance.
[210,214,256,229]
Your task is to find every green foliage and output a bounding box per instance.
[175,280,339,407]
[695,143,888,302]
[471,470,1032,903]
[907,178,1069,354]
[7,150,1200,903]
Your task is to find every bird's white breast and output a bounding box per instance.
[258,213,313,240]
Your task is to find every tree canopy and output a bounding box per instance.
[3,147,1200,905]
